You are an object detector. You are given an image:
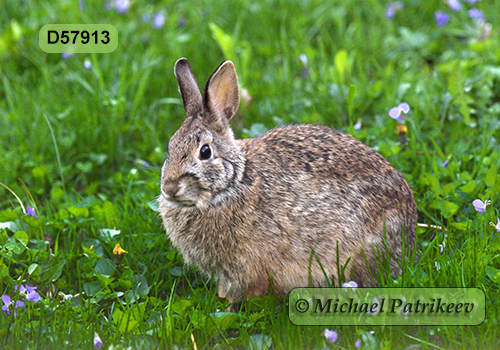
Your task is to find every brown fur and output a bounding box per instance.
[159,58,417,302]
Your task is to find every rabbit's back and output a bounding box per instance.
[241,124,415,223]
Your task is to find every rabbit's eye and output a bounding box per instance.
[199,144,211,160]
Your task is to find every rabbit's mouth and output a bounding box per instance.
[160,189,197,207]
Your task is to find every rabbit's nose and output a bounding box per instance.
[163,181,179,199]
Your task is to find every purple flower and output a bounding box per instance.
[115,0,129,14]
[79,0,86,11]
[1,295,10,313]
[142,13,151,22]
[64,294,74,300]
[27,288,39,303]
[464,0,480,3]
[472,199,490,213]
[61,53,74,59]
[324,329,338,343]
[385,2,404,19]
[439,244,445,253]
[354,122,362,130]
[342,281,358,292]
[26,205,38,218]
[84,60,92,69]
[468,8,485,20]
[435,12,450,27]
[141,160,151,167]
[355,338,362,348]
[16,284,40,303]
[447,0,463,11]
[388,102,410,123]
[442,156,451,167]
[94,332,103,349]
[153,13,166,29]
[1,295,25,315]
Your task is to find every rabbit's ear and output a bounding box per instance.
[174,58,202,118]
[202,61,240,130]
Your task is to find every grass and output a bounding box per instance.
[1,0,500,348]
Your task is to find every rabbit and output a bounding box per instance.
[158,58,417,303]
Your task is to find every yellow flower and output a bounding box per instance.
[113,243,128,256]
[396,123,408,135]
